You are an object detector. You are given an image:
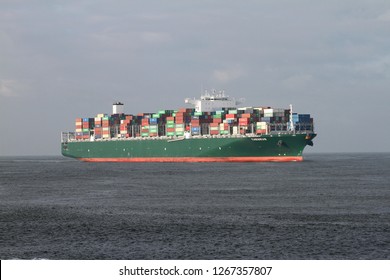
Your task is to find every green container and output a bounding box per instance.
[194,112,203,116]
[152,114,160,118]
[141,133,149,137]
[142,125,150,129]
[149,128,158,133]
[166,123,175,128]
[166,132,175,136]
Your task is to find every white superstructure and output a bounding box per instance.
[113,102,124,114]
[185,90,241,112]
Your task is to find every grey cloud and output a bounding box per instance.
[1,0,390,155]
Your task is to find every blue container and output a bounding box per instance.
[149,118,158,124]
[83,118,89,122]
[191,126,200,132]
[261,117,274,122]
[298,114,311,122]
[295,124,312,130]
[261,117,270,122]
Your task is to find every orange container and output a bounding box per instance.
[239,118,250,125]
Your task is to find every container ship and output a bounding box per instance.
[61,91,316,162]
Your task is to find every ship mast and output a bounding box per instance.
[289,104,295,133]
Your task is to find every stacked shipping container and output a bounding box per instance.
[73,105,313,140]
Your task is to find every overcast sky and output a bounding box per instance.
[1,0,390,156]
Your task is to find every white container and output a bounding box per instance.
[112,102,124,114]
[256,122,267,129]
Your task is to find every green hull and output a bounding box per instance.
[61,133,316,162]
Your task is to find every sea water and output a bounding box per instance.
[0,153,389,259]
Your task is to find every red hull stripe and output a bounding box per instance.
[78,156,303,162]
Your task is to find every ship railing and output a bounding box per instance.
[293,122,314,134]
[61,132,75,143]
[269,122,314,134]
[63,130,316,143]
[63,122,314,142]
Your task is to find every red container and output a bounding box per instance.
[256,129,267,134]
[241,113,251,118]
[210,130,219,135]
[141,119,149,125]
[210,123,219,127]
[225,114,236,119]
[94,119,102,126]
[239,118,250,125]
[120,124,130,130]
[167,128,175,132]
